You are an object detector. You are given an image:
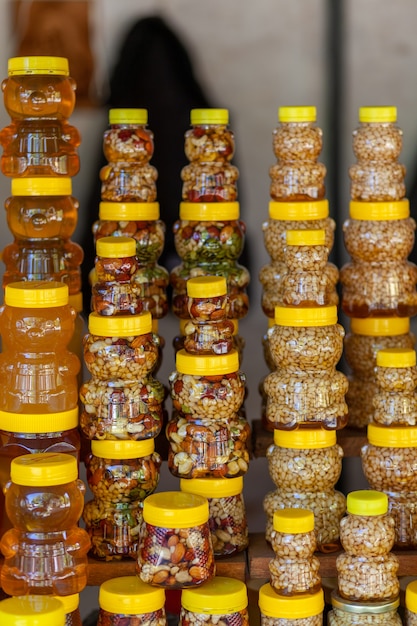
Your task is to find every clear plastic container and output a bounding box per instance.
[361,423,417,548]
[83,439,161,560]
[0,281,80,412]
[97,576,166,626]
[182,108,238,202]
[180,476,248,556]
[0,56,80,177]
[101,109,157,202]
[260,262,287,319]
[264,428,345,551]
[336,490,399,602]
[137,491,215,588]
[180,576,248,626]
[0,452,90,596]
[373,347,417,426]
[405,579,417,625]
[328,590,401,625]
[55,594,81,626]
[349,106,405,201]
[340,199,417,317]
[344,316,415,429]
[269,106,326,201]
[264,305,348,429]
[0,596,66,626]
[258,583,324,626]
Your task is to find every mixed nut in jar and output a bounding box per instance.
[180,576,249,626]
[97,576,166,626]
[180,476,248,556]
[264,428,345,551]
[83,438,161,560]
[373,347,417,426]
[361,423,417,548]
[137,491,215,588]
[258,583,324,626]
[336,490,399,602]
[328,590,401,626]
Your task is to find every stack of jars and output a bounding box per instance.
[341,105,417,429]
[170,108,249,349]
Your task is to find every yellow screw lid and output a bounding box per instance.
[52,594,79,614]
[347,490,388,516]
[273,428,337,449]
[0,407,78,434]
[349,200,409,220]
[259,584,324,618]
[99,201,160,221]
[268,199,329,220]
[175,349,239,375]
[273,508,315,534]
[68,292,83,313]
[99,576,165,614]
[180,476,243,498]
[11,178,72,196]
[359,106,397,123]
[8,56,69,76]
[350,317,410,337]
[181,577,248,614]
[91,438,155,460]
[88,311,152,336]
[5,281,69,308]
[10,452,78,486]
[278,106,317,122]
[96,236,137,258]
[191,109,229,125]
[180,201,240,221]
[367,423,417,448]
[109,109,148,124]
[143,491,209,527]
[376,347,416,368]
[274,305,338,327]
[285,229,326,246]
[406,580,417,613]
[0,596,65,626]
[187,275,227,298]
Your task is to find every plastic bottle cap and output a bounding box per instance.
[143,492,209,527]
[96,236,137,258]
[91,438,155,459]
[187,275,227,298]
[52,594,80,614]
[11,178,72,196]
[99,576,165,614]
[99,201,160,221]
[190,108,229,125]
[181,577,248,614]
[88,311,152,336]
[109,108,148,124]
[359,106,397,123]
[68,292,83,313]
[331,590,399,614]
[273,509,315,534]
[180,476,243,498]
[285,229,326,246]
[366,423,417,448]
[346,490,388,516]
[8,56,69,76]
[259,584,324,618]
[278,106,317,122]
[0,596,66,626]
[10,452,78,486]
[273,428,337,449]
[350,317,410,337]
[274,305,338,327]
[349,199,409,220]
[5,281,69,308]
[180,201,240,221]
[176,349,239,375]
[406,580,417,613]
[0,407,78,434]
[268,199,329,220]
[376,347,416,368]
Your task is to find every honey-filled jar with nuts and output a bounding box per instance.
[361,423,417,549]
[258,583,324,626]
[264,428,345,552]
[180,476,248,557]
[328,590,401,626]
[97,576,166,626]
[336,490,399,602]
[137,491,215,588]
[373,347,417,426]
[180,576,249,626]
